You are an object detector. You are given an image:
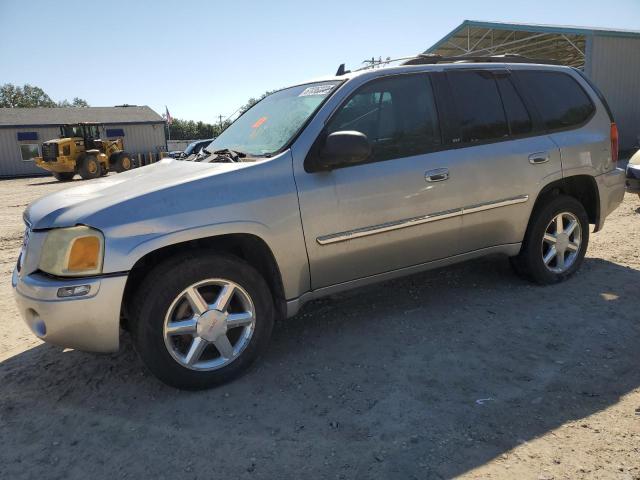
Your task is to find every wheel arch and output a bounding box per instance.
[121,233,287,328]
[531,174,600,229]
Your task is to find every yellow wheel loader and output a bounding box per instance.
[35,123,133,181]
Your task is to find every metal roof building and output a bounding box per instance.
[426,20,640,151]
[0,106,166,177]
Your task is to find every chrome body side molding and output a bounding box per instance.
[316,208,462,245]
[316,195,529,245]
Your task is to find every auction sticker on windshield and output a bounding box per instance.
[299,84,336,96]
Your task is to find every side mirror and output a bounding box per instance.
[316,131,371,170]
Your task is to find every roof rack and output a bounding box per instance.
[401,53,561,66]
[336,53,561,76]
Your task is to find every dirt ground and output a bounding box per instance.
[0,174,639,480]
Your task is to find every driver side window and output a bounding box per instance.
[327,74,441,163]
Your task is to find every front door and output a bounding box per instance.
[293,73,466,289]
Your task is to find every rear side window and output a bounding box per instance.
[327,74,441,162]
[447,71,509,143]
[496,76,532,135]
[517,71,595,130]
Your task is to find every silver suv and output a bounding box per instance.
[13,58,625,389]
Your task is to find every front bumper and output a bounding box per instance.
[12,268,127,352]
[626,164,640,193]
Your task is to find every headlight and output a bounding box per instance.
[39,226,104,277]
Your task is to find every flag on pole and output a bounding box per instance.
[165,106,173,125]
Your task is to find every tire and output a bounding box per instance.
[52,172,75,182]
[510,194,589,284]
[130,251,275,390]
[114,152,132,173]
[78,154,101,180]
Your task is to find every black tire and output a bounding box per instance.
[114,152,132,173]
[52,172,75,182]
[130,251,275,390]
[78,154,101,180]
[510,194,589,284]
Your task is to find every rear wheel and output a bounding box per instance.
[114,152,132,173]
[130,252,275,390]
[510,195,589,284]
[52,172,75,182]
[78,154,100,180]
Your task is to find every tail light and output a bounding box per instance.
[610,122,619,165]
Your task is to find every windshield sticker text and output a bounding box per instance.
[299,85,335,97]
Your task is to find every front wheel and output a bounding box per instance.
[510,195,589,284]
[130,252,275,390]
[78,154,100,180]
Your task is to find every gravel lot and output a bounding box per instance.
[1,174,639,479]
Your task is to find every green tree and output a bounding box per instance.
[0,83,89,108]
[72,97,89,107]
[0,83,56,107]
[167,118,231,140]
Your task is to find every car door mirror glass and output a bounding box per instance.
[316,131,371,170]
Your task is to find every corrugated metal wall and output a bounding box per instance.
[104,123,167,156]
[586,35,640,151]
[0,127,59,176]
[0,123,166,177]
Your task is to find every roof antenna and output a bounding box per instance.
[335,63,349,76]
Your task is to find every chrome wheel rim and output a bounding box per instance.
[163,279,255,371]
[541,212,582,274]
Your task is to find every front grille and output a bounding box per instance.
[42,142,59,161]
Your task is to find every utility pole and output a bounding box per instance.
[362,56,390,69]
[217,115,224,128]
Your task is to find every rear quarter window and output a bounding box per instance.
[517,71,595,131]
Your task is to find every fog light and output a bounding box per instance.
[57,285,91,298]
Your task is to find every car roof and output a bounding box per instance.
[305,61,574,84]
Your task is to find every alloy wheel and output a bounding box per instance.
[541,211,582,274]
[163,279,255,371]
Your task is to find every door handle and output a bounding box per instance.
[528,152,549,164]
[425,168,449,182]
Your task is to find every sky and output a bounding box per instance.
[1,0,639,124]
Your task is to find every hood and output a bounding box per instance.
[25,158,248,230]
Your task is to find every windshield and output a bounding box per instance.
[207,81,340,156]
[60,125,83,138]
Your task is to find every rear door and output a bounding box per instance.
[514,69,611,177]
[441,68,563,253]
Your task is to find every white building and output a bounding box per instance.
[0,106,166,176]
